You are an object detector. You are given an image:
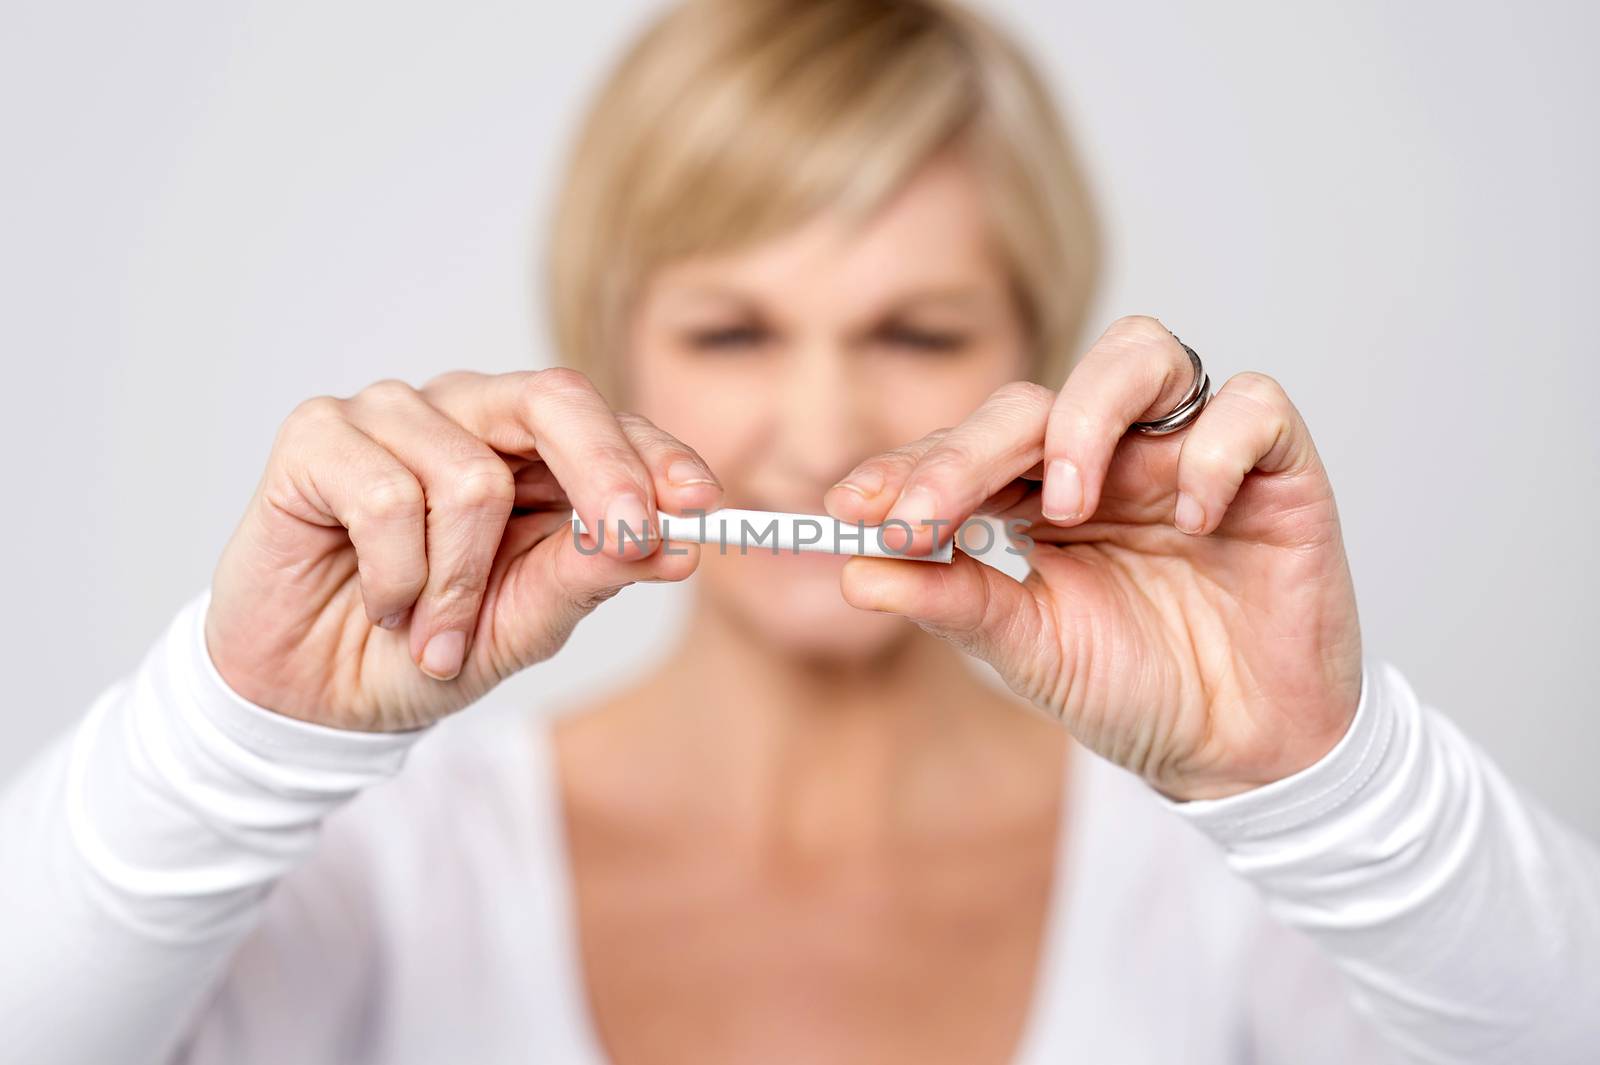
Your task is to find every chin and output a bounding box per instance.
[698,548,911,663]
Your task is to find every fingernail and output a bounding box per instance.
[833,466,884,497]
[379,612,407,630]
[606,492,653,553]
[1041,459,1082,522]
[667,459,717,487]
[419,630,466,680]
[884,485,938,554]
[1174,492,1205,534]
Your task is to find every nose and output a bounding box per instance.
[766,339,875,505]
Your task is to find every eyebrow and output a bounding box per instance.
[662,283,993,314]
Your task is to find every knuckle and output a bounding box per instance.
[357,378,415,406]
[360,473,425,523]
[591,441,648,479]
[1224,375,1293,435]
[887,430,948,467]
[569,582,624,617]
[430,566,491,607]
[284,394,344,431]
[1228,370,1286,402]
[275,396,346,455]
[523,367,604,425]
[1183,439,1237,475]
[531,366,595,399]
[419,364,480,398]
[990,380,1054,411]
[887,428,951,466]
[1047,399,1107,444]
[548,549,625,615]
[358,556,425,597]
[563,582,624,623]
[421,369,478,394]
[442,459,516,511]
[910,444,974,489]
[1110,314,1168,343]
[859,453,906,480]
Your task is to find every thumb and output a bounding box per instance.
[839,553,1059,705]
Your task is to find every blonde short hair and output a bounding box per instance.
[547,0,1100,398]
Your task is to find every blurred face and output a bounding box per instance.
[626,153,1028,661]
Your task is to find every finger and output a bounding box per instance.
[1172,371,1318,536]
[273,398,428,627]
[345,381,517,681]
[880,382,1056,557]
[480,513,705,675]
[499,415,723,516]
[614,412,723,516]
[823,428,949,524]
[839,553,1055,697]
[422,368,661,560]
[513,463,570,510]
[1040,315,1197,526]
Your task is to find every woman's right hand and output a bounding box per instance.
[205,368,720,733]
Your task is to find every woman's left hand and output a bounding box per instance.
[824,315,1363,801]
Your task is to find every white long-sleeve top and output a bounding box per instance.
[1,594,1597,1064]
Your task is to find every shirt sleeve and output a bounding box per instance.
[1165,658,1600,1063]
[0,593,429,1065]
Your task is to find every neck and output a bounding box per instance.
[634,593,1054,859]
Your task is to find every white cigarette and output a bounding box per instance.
[569,507,953,563]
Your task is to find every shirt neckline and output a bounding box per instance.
[514,709,1091,1065]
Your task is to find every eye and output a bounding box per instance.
[877,323,970,354]
[683,323,770,352]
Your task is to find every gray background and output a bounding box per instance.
[3,1,1596,836]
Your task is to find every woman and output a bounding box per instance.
[2,1,1597,1062]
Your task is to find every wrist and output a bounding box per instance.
[194,591,430,754]
[1156,658,1385,826]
